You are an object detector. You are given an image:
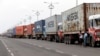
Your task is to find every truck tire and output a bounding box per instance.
[64,37,67,44]
[68,36,73,44]
[64,36,68,44]
[68,39,71,44]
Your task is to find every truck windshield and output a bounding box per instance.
[95,19,100,26]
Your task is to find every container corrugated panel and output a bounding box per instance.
[7,29,13,37]
[16,26,25,35]
[62,3,100,34]
[12,28,16,36]
[45,15,62,33]
[34,20,45,34]
[26,24,34,35]
[62,4,84,33]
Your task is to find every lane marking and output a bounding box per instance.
[45,47,51,50]
[55,49,64,54]
[8,49,11,53]
[72,55,78,56]
[38,45,43,48]
[11,53,14,56]
[10,38,78,56]
[7,47,9,50]
[0,39,15,56]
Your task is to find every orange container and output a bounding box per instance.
[16,26,25,35]
[25,24,34,35]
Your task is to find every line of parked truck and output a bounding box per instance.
[4,3,100,47]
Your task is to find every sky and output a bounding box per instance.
[0,0,100,34]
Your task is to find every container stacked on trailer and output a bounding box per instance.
[6,29,13,37]
[45,15,62,42]
[5,3,100,47]
[34,20,45,40]
[62,3,100,46]
[25,24,34,39]
[15,25,26,38]
[11,28,16,38]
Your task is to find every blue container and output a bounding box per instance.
[34,20,45,34]
[12,28,16,36]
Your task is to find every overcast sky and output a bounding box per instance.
[0,0,100,34]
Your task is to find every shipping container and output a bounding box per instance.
[10,28,16,38]
[62,3,100,46]
[12,28,16,36]
[34,20,45,39]
[25,24,34,39]
[6,29,13,37]
[45,15,62,41]
[15,25,26,38]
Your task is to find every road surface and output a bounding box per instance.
[0,37,100,56]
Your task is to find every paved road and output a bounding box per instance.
[0,37,100,56]
[0,38,11,56]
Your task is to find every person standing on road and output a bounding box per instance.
[79,31,83,45]
[83,30,88,46]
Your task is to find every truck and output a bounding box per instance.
[34,20,45,40]
[62,3,100,47]
[6,29,14,37]
[45,15,62,42]
[25,24,34,39]
[15,25,26,38]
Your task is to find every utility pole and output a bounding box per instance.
[32,10,41,21]
[24,19,26,25]
[48,3,54,16]
[28,16,32,24]
[76,0,78,6]
[44,2,58,17]
[35,11,40,21]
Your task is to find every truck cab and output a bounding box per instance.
[88,14,100,47]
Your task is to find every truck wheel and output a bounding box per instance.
[68,39,71,44]
[68,36,72,44]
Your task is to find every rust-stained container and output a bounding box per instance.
[16,26,25,36]
[62,3,100,34]
[25,24,34,35]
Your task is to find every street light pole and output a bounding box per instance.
[32,10,40,21]
[35,11,40,21]
[24,19,26,25]
[76,0,78,6]
[29,16,32,24]
[48,3,54,16]
[44,2,58,17]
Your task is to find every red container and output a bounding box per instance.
[16,26,25,35]
[25,24,34,35]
